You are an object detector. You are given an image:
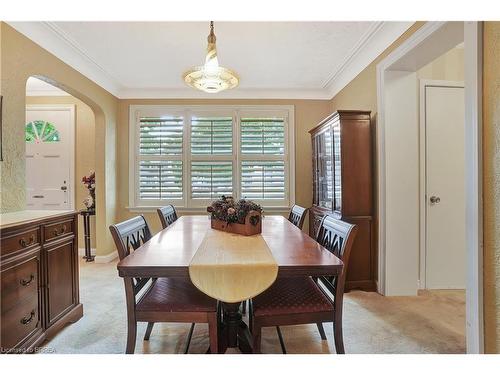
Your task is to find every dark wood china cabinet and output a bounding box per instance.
[309,110,376,291]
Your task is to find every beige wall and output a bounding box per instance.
[0,23,118,256]
[483,21,500,354]
[117,99,331,235]
[418,46,464,80]
[330,22,426,115]
[2,21,500,350]
[26,95,97,250]
[328,20,500,352]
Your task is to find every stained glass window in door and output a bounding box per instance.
[25,120,60,143]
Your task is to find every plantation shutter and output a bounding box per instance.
[191,161,233,199]
[240,118,285,155]
[132,107,291,208]
[138,116,183,200]
[139,117,183,155]
[241,161,285,199]
[191,117,233,154]
[240,116,287,201]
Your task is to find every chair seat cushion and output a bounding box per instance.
[137,278,217,312]
[252,277,334,317]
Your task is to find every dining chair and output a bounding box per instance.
[288,204,308,229]
[240,205,309,316]
[157,204,178,229]
[249,214,357,354]
[109,215,219,354]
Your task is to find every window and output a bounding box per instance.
[137,115,183,201]
[25,120,60,143]
[191,117,232,155]
[191,161,233,199]
[240,117,286,202]
[130,106,294,209]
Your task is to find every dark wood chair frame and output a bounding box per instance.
[109,215,218,354]
[241,205,309,316]
[249,214,358,354]
[156,205,178,229]
[288,204,308,230]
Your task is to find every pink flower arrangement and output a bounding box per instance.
[81,170,95,190]
[81,170,96,211]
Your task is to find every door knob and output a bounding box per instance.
[61,186,67,191]
[430,196,441,204]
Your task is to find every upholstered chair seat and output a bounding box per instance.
[137,278,217,313]
[251,277,333,317]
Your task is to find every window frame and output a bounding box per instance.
[129,105,295,211]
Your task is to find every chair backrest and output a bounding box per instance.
[288,204,308,229]
[109,215,152,261]
[157,205,178,229]
[315,214,358,296]
[109,216,154,311]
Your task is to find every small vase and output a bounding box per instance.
[84,188,96,212]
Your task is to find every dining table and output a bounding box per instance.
[117,215,343,353]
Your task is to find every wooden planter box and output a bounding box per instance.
[210,210,262,236]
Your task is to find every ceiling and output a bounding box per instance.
[12,21,413,99]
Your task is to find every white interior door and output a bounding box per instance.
[423,82,465,289]
[25,105,75,210]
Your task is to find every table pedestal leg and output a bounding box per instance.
[220,302,253,353]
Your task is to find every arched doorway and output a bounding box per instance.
[25,76,99,260]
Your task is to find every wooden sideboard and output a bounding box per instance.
[1,211,82,353]
[309,110,376,291]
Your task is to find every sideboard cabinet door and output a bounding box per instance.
[44,238,78,327]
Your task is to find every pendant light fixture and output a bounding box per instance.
[183,21,239,93]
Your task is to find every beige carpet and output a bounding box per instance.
[40,259,465,354]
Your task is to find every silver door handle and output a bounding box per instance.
[430,196,441,204]
[33,195,44,198]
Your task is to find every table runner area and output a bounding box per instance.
[188,228,278,303]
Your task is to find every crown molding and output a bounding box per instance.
[324,21,414,98]
[118,87,331,100]
[321,22,385,89]
[8,21,122,97]
[9,21,414,100]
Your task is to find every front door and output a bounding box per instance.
[424,82,465,289]
[25,105,74,210]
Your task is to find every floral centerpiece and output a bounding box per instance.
[81,170,96,212]
[207,195,263,236]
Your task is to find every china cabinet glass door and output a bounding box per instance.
[317,127,333,210]
[333,121,342,212]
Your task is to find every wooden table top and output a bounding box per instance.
[117,215,343,278]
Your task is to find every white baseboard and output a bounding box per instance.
[78,247,96,256]
[95,251,118,264]
[78,248,117,263]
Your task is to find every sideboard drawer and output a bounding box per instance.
[1,255,40,314]
[44,219,75,243]
[0,228,40,257]
[1,295,41,351]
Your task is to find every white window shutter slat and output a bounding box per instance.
[191,161,233,199]
[138,116,184,199]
